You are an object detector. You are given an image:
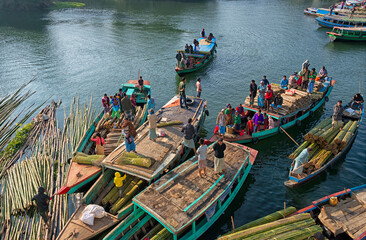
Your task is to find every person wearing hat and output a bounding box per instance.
[213,138,226,174]
[216,109,228,136]
[292,147,313,177]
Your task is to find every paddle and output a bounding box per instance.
[280,126,299,146]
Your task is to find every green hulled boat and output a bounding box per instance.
[327,26,366,41]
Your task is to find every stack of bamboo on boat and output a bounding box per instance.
[244,84,319,115]
[219,208,322,240]
[290,118,358,170]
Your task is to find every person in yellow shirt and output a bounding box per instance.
[114,172,126,197]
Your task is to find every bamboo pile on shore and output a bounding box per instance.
[244,84,323,115]
[290,118,358,171]
[219,209,322,240]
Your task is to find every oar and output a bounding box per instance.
[280,126,299,146]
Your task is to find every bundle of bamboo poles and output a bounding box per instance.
[219,211,322,240]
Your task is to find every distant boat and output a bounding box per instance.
[285,96,364,188]
[327,26,366,41]
[104,142,258,240]
[175,37,216,76]
[56,80,151,195]
[316,15,366,28]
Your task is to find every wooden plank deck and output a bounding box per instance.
[102,96,206,181]
[134,142,250,233]
[319,189,366,238]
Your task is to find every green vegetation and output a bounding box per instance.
[0,122,34,162]
[50,1,85,9]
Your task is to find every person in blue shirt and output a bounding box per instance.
[262,75,270,87]
[147,95,155,114]
[280,75,289,90]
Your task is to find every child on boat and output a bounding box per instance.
[196,138,207,178]
[114,172,127,197]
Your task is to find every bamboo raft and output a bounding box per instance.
[285,97,364,188]
[103,142,257,240]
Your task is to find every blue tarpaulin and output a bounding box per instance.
[198,37,216,52]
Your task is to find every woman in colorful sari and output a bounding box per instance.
[225,104,235,125]
[307,68,317,94]
[257,80,266,109]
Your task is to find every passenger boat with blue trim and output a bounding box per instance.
[316,15,366,28]
[103,141,257,240]
[175,37,216,76]
[327,26,366,41]
[209,79,335,144]
[219,184,366,240]
[56,96,208,240]
[56,80,151,195]
[285,96,364,188]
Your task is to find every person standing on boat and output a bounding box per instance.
[196,138,207,177]
[262,76,270,87]
[329,4,335,15]
[32,187,52,229]
[332,100,344,129]
[307,68,317,94]
[253,109,264,132]
[213,138,226,175]
[234,111,241,133]
[246,117,254,135]
[201,28,205,38]
[148,109,157,142]
[249,80,258,107]
[340,1,345,9]
[111,95,121,118]
[302,60,310,71]
[185,44,189,53]
[147,95,155,113]
[280,76,289,90]
[225,104,235,125]
[182,118,196,154]
[268,115,275,129]
[196,78,202,98]
[114,172,126,198]
[102,94,110,115]
[176,52,182,67]
[301,67,310,90]
[179,78,189,109]
[292,147,312,177]
[138,76,144,92]
[121,118,137,153]
[216,109,228,136]
[91,133,105,155]
[258,81,266,108]
[265,85,273,111]
[350,7,355,18]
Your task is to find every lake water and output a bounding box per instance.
[0,0,365,238]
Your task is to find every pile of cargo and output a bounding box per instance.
[244,84,323,115]
[219,207,322,240]
[289,118,358,171]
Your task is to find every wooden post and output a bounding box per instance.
[231,216,235,232]
[284,202,286,217]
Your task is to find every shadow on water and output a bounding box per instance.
[0,10,48,31]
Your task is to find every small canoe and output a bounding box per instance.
[285,97,364,188]
[327,26,366,41]
[56,81,151,195]
[219,184,366,240]
[175,37,216,76]
[104,141,257,240]
[58,95,208,239]
[209,79,335,144]
[316,15,366,28]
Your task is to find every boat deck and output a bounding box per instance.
[133,142,252,234]
[319,189,366,238]
[102,96,206,181]
[56,205,120,240]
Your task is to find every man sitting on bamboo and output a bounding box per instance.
[292,147,313,177]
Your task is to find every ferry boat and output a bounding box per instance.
[103,141,257,240]
[316,15,366,28]
[56,95,208,240]
[285,96,364,188]
[327,26,366,41]
[209,79,335,144]
[175,36,216,76]
[56,80,151,195]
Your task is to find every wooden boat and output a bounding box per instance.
[316,15,366,28]
[219,184,366,240]
[209,79,335,144]
[327,26,366,41]
[175,37,216,76]
[285,97,364,188]
[56,96,208,240]
[56,80,151,195]
[103,141,257,240]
